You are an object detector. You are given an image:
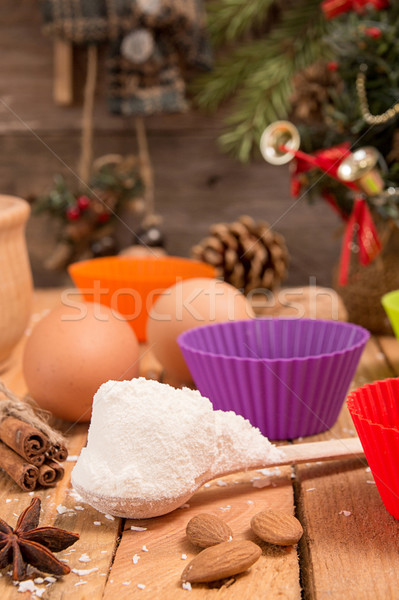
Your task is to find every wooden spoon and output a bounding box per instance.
[73,437,365,519]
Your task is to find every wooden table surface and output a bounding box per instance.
[1,289,399,600]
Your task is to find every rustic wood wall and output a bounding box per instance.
[0,2,342,288]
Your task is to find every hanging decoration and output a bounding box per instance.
[40,0,212,116]
[37,0,211,268]
[33,155,145,269]
[260,121,382,285]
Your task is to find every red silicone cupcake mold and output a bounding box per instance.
[347,377,399,520]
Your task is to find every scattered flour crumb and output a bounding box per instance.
[17,580,45,597]
[132,554,140,564]
[203,483,210,488]
[219,505,231,512]
[5,499,11,503]
[365,466,371,472]
[66,455,79,462]
[130,525,147,531]
[101,550,108,553]
[34,578,44,584]
[180,503,190,509]
[252,478,271,489]
[306,488,316,492]
[75,581,88,586]
[104,514,115,520]
[122,581,131,586]
[28,492,34,496]
[339,510,351,517]
[93,521,102,526]
[69,489,84,502]
[57,505,74,515]
[72,568,98,576]
[247,500,254,505]
[216,480,227,487]
[181,554,187,560]
[75,506,84,511]
[44,576,57,584]
[182,582,192,591]
[79,553,91,563]
[366,480,376,485]
[257,468,272,476]
[138,584,146,590]
[142,545,148,552]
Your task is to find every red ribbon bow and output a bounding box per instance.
[322,0,389,19]
[287,143,382,285]
[338,196,381,285]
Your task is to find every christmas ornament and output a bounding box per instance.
[321,0,389,20]
[260,121,300,165]
[337,147,385,195]
[33,155,144,269]
[260,121,382,285]
[191,216,289,293]
[134,221,165,248]
[40,0,212,116]
[356,65,399,125]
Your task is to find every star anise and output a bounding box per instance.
[0,497,79,580]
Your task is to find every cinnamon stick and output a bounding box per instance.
[47,443,68,462]
[38,459,65,487]
[0,441,38,491]
[0,416,49,467]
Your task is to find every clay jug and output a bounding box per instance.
[0,196,33,369]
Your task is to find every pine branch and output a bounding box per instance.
[206,0,278,47]
[198,0,328,161]
[192,39,291,111]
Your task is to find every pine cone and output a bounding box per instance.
[290,60,342,124]
[192,216,289,293]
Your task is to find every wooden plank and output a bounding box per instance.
[294,337,399,600]
[104,468,301,599]
[53,40,73,106]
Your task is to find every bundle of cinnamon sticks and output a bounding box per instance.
[0,416,68,492]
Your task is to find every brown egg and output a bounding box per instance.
[23,302,139,422]
[146,278,254,383]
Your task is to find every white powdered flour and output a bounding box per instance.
[72,378,281,507]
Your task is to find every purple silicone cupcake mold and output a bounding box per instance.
[178,318,370,440]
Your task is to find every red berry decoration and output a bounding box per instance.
[97,212,111,224]
[364,26,382,39]
[77,195,91,210]
[66,206,81,221]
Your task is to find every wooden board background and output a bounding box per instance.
[0,2,343,289]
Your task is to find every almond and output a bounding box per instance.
[181,539,261,583]
[186,513,233,548]
[250,509,303,546]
